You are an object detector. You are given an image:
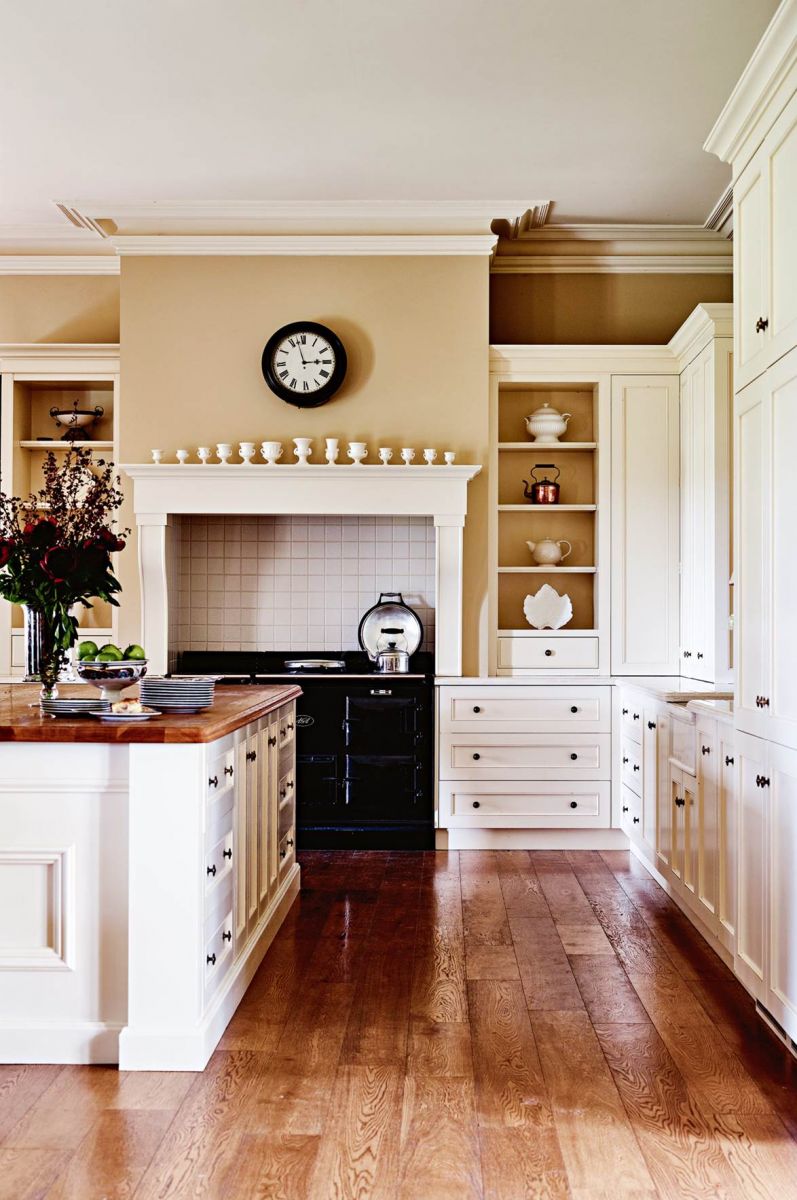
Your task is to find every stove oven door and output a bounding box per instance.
[342,685,430,825]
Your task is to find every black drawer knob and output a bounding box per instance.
[756,316,769,332]
[647,721,656,730]
[622,708,628,715]
[207,953,216,966]
[287,780,294,789]
[246,750,257,762]
[633,816,640,824]
[206,864,217,877]
[622,756,629,764]
[472,801,481,809]
[268,736,277,746]
[570,705,578,713]
[208,776,218,788]
[683,650,691,658]
[544,649,553,657]
[633,713,640,721]
[280,789,286,799]
[224,764,234,777]
[223,848,232,860]
[222,930,232,943]
[287,838,294,848]
[570,753,578,761]
[701,745,710,756]
[725,755,735,766]
[675,796,685,807]
[473,706,481,713]
[622,805,629,813]
[697,652,703,660]
[280,848,287,859]
[287,722,294,731]
[472,753,481,761]
[569,800,578,809]
[633,764,640,772]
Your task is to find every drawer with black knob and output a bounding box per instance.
[204,819,234,895]
[620,737,643,797]
[203,908,234,996]
[497,635,599,672]
[439,685,610,734]
[439,779,609,829]
[439,733,611,780]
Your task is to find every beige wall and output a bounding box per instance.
[490,272,733,344]
[0,276,120,343]
[119,256,490,672]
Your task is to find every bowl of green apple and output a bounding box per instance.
[75,641,148,702]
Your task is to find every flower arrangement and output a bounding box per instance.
[0,448,128,696]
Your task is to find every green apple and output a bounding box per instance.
[100,644,124,661]
[77,640,98,660]
[124,644,146,661]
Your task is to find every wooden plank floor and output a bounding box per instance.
[3,850,797,1199]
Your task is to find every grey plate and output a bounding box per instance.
[358,593,423,659]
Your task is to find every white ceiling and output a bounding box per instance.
[0,0,779,240]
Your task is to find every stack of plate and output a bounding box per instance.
[140,676,215,714]
[41,695,110,718]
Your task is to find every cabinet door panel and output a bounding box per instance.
[670,764,684,882]
[697,729,718,921]
[735,733,768,999]
[770,350,797,751]
[611,376,680,674]
[683,774,698,896]
[656,714,672,872]
[767,95,797,368]
[233,736,248,952]
[735,157,768,389]
[767,742,797,1040]
[718,733,737,946]
[642,708,659,850]
[735,377,771,738]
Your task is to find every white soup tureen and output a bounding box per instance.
[525,402,572,444]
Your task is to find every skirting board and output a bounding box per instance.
[119,864,300,1071]
[437,828,630,850]
[0,1021,123,1065]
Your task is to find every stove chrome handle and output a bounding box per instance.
[370,689,393,695]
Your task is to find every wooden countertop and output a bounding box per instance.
[0,684,301,744]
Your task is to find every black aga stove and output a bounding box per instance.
[177,650,435,850]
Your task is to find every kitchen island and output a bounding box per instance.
[0,684,300,1070]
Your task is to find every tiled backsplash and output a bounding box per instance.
[173,514,436,653]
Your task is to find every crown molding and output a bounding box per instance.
[111,233,498,256]
[490,254,732,275]
[0,255,119,275]
[704,0,797,166]
[668,302,733,365]
[704,184,733,238]
[491,203,552,239]
[489,343,678,375]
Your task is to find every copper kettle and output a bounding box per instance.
[523,464,561,505]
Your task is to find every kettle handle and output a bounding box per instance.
[558,540,572,561]
[378,592,405,604]
[531,464,560,482]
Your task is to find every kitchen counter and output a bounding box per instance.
[0,683,300,743]
[687,697,734,724]
[615,676,734,703]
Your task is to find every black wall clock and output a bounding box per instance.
[261,321,347,408]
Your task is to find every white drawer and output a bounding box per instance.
[498,636,599,672]
[204,907,234,998]
[621,737,642,796]
[278,828,296,879]
[207,745,235,808]
[439,733,611,780]
[439,686,610,733]
[619,784,642,837]
[439,779,610,829]
[279,704,296,757]
[205,823,234,898]
[278,768,296,840]
[670,713,696,774]
[620,698,643,744]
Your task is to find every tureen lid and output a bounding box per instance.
[528,401,562,417]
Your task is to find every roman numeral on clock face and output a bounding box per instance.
[319,369,330,379]
[279,369,289,380]
[290,378,297,389]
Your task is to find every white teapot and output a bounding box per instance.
[525,402,572,443]
[526,538,572,565]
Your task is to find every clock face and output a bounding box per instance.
[261,321,347,408]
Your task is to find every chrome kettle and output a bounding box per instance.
[375,628,410,674]
[523,464,561,505]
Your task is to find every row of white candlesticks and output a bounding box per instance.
[150,439,457,466]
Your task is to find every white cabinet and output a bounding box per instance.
[767,740,797,1040]
[735,732,768,1001]
[734,91,797,390]
[610,375,680,675]
[735,346,797,751]
[675,316,733,685]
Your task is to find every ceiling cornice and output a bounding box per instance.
[490,223,732,273]
[668,302,733,364]
[111,234,498,256]
[704,184,733,238]
[0,255,119,275]
[491,254,732,275]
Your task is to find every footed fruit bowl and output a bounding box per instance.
[75,659,148,703]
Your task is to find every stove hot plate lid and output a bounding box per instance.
[283,658,346,672]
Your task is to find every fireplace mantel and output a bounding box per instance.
[122,463,482,676]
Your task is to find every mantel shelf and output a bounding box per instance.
[18,440,114,450]
[498,504,597,512]
[498,442,597,451]
[498,566,597,574]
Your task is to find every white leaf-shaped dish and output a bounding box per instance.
[523,584,573,630]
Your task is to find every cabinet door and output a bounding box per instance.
[734,152,768,390]
[717,732,737,948]
[679,360,696,674]
[656,713,673,873]
[769,348,797,752]
[670,763,685,882]
[735,732,768,1000]
[252,726,269,918]
[611,375,680,674]
[766,93,797,374]
[233,735,248,952]
[735,375,771,738]
[682,773,698,897]
[246,731,259,935]
[641,708,659,852]
[696,725,718,924]
[767,741,797,1041]
[267,713,280,895]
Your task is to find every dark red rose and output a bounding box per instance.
[23,517,60,549]
[41,545,78,584]
[79,540,111,576]
[97,527,126,553]
[0,538,14,568]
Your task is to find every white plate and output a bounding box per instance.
[145,705,210,714]
[90,708,160,722]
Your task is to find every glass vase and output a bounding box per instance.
[22,605,66,701]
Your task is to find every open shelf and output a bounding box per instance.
[499,504,597,512]
[499,627,598,637]
[498,441,597,451]
[497,566,597,574]
[18,440,114,450]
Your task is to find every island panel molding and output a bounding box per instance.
[0,847,74,971]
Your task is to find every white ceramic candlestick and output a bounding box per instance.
[151,448,164,465]
[347,442,368,465]
[239,441,256,464]
[216,443,232,464]
[444,451,456,465]
[423,448,438,465]
[176,449,189,465]
[197,446,211,465]
[401,448,415,465]
[378,447,393,465]
[261,441,283,465]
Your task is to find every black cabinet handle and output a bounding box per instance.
[622,708,628,715]
[570,753,578,761]
[280,789,286,799]
[223,848,232,860]
[224,765,234,777]
[648,721,656,730]
[633,764,640,772]
[675,796,685,807]
[755,695,771,709]
[222,930,232,943]
[473,705,481,713]
[472,753,481,760]
[683,651,692,659]
[206,864,217,877]
[756,316,769,332]
[246,750,257,762]
[544,649,553,657]
[622,756,629,764]
[697,652,704,660]
[701,745,710,756]
[569,801,578,809]
[633,816,640,824]
[268,736,277,746]
[633,713,640,721]
[207,953,216,966]
[725,755,735,766]
[287,723,294,732]
[472,801,480,809]
[287,780,294,789]
[756,774,771,788]
[280,848,287,859]
[570,706,578,714]
[622,805,629,813]
[208,776,218,788]
[286,838,294,848]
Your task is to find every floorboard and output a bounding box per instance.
[3,849,796,1200]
